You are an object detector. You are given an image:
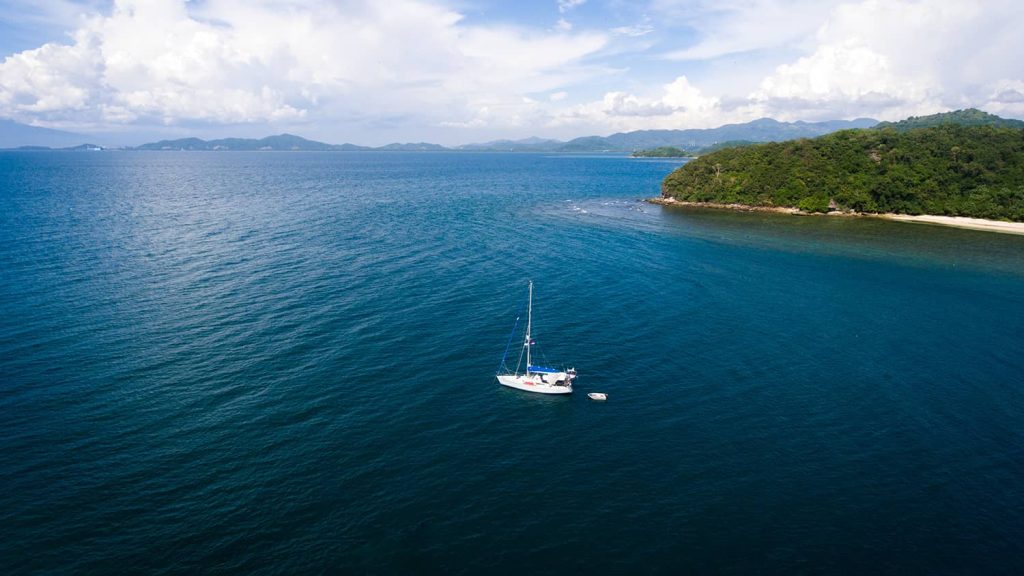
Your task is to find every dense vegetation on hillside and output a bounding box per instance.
[631,141,755,158]
[874,108,1024,131]
[662,123,1024,220]
[632,146,692,157]
[698,140,756,154]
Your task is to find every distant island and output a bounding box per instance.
[631,147,693,158]
[11,143,105,151]
[657,109,1024,227]
[133,134,370,151]
[2,117,879,153]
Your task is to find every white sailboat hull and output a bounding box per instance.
[497,374,573,395]
[496,281,576,396]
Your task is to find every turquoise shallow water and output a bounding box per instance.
[2,151,1024,574]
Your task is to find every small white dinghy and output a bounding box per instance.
[587,393,608,401]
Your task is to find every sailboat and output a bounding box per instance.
[496,281,576,394]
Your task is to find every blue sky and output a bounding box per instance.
[1,0,1023,145]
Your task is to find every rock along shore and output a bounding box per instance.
[646,197,1024,236]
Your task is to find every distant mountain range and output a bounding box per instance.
[2,116,881,152]
[0,119,91,149]
[455,136,564,151]
[449,118,878,152]
[13,143,105,151]
[134,134,365,151]
[550,118,879,152]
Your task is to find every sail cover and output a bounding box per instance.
[528,365,560,373]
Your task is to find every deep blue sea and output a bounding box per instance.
[2,151,1024,574]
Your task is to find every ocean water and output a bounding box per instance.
[2,151,1023,574]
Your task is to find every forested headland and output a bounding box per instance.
[661,110,1024,221]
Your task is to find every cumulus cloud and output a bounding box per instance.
[550,75,724,131]
[984,80,1024,118]
[746,0,1024,121]
[990,81,1024,104]
[0,0,607,138]
[747,41,938,121]
[1,0,1022,140]
[538,0,1024,134]
[600,92,673,117]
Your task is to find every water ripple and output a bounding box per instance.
[1,151,1023,574]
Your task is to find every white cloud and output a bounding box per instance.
[657,0,842,61]
[0,0,608,141]
[1,0,1022,142]
[989,80,1024,104]
[550,75,725,131]
[662,76,720,116]
[745,0,1024,121]
[0,37,98,114]
[610,23,654,38]
[600,92,673,117]
[747,41,938,120]
[558,0,586,14]
[984,79,1024,118]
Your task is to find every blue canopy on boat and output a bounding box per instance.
[528,365,560,373]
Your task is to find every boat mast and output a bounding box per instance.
[525,280,532,374]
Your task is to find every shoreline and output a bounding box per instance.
[646,197,1024,236]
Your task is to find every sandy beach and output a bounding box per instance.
[876,214,1024,235]
[648,197,1024,236]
